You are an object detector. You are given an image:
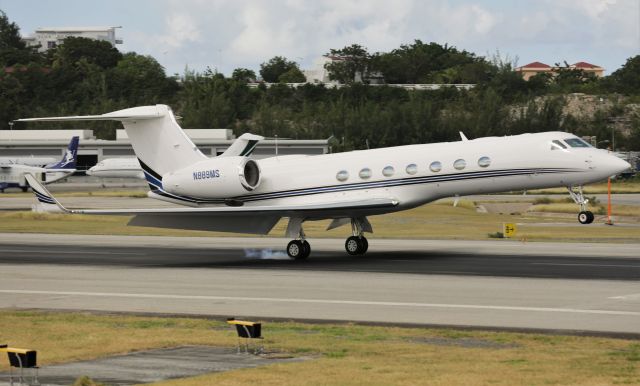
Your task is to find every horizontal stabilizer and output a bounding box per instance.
[219,133,264,157]
[14,106,163,123]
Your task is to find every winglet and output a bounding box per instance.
[24,174,69,213]
[459,131,469,142]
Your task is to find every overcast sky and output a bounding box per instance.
[1,0,639,77]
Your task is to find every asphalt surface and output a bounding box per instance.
[0,234,639,335]
[0,346,304,386]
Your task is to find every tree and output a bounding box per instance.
[0,10,42,66]
[324,44,370,84]
[552,61,597,89]
[107,53,178,105]
[259,56,301,82]
[278,67,305,83]
[608,55,640,95]
[231,68,256,82]
[371,40,482,84]
[52,36,122,69]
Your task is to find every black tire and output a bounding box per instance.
[300,240,311,259]
[586,211,595,224]
[345,236,363,255]
[21,186,28,192]
[578,211,590,224]
[287,240,303,259]
[360,237,368,254]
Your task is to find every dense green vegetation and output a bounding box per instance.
[1,10,639,150]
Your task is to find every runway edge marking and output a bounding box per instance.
[1,290,639,317]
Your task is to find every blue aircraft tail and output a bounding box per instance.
[46,136,79,170]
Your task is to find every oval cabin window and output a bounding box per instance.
[429,161,442,172]
[453,159,466,170]
[359,168,372,179]
[406,164,418,175]
[336,170,349,181]
[478,156,491,168]
[382,166,395,177]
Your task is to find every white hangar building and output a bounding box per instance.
[0,129,330,174]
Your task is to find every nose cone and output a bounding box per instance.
[86,167,94,176]
[604,154,631,176]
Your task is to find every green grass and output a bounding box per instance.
[0,310,638,386]
[1,197,639,243]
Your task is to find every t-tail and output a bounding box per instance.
[16,105,208,189]
[15,105,263,194]
[46,136,79,170]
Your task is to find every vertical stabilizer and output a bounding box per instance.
[117,105,208,175]
[46,136,79,170]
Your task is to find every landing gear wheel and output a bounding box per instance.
[300,240,311,259]
[287,240,310,260]
[578,211,594,224]
[21,186,28,192]
[345,236,367,255]
[360,237,368,254]
[287,240,302,259]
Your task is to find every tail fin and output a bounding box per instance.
[16,105,208,177]
[46,136,79,170]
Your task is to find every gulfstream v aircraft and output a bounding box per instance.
[0,136,79,193]
[18,105,630,259]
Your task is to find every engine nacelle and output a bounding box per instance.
[162,156,261,199]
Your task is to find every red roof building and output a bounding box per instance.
[515,61,604,80]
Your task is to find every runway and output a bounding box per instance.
[0,233,639,335]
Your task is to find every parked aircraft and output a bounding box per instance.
[18,105,630,259]
[87,158,144,179]
[0,136,79,193]
[0,156,56,168]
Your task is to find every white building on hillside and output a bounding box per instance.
[22,26,123,51]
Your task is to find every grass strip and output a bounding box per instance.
[0,311,638,385]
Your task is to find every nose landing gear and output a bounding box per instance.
[567,186,594,224]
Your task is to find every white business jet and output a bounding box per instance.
[0,136,79,193]
[86,158,144,179]
[17,105,630,259]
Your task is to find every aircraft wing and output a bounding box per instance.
[25,174,399,234]
[1,164,74,173]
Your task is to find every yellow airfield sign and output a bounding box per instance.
[503,223,517,238]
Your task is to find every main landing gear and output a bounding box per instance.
[286,239,310,260]
[567,186,594,224]
[286,225,311,260]
[345,218,368,255]
[284,217,372,260]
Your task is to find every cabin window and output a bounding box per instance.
[382,166,395,177]
[429,161,442,172]
[478,156,491,168]
[453,159,466,170]
[406,163,418,175]
[564,138,592,148]
[359,168,372,179]
[336,170,349,182]
[551,140,567,150]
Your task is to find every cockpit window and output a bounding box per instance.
[551,140,567,150]
[564,138,592,148]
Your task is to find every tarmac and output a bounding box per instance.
[0,346,306,386]
[0,234,638,336]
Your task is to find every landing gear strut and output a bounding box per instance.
[567,186,594,224]
[344,218,369,255]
